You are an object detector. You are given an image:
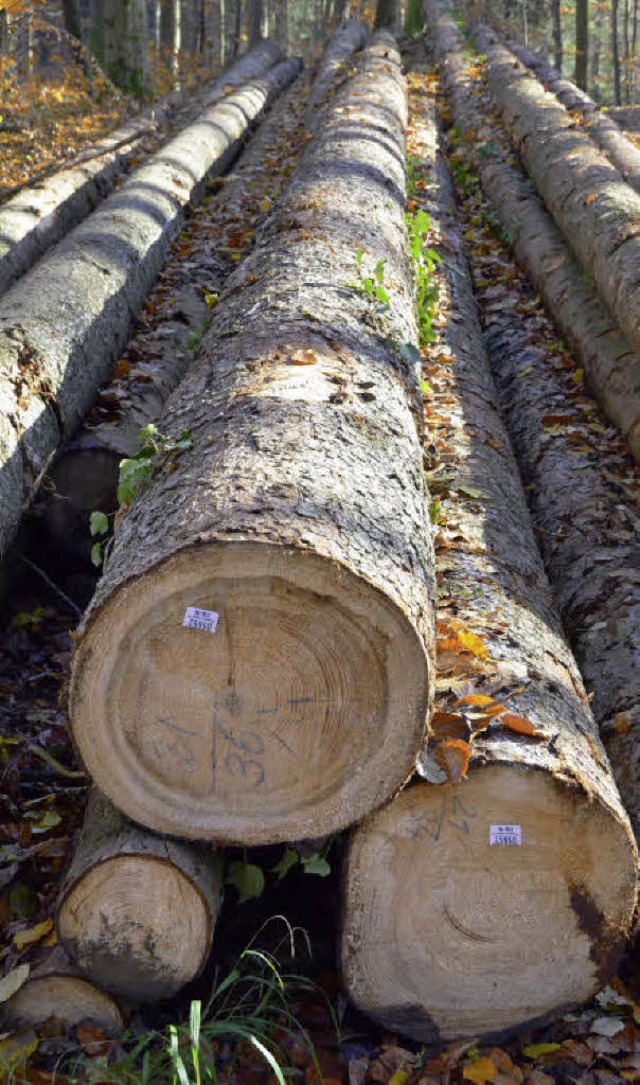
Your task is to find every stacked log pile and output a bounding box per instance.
[4,16,640,1053]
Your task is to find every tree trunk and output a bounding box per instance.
[104,0,151,96]
[2,946,123,1033]
[341,40,638,1043]
[550,0,563,71]
[591,0,604,87]
[247,0,264,42]
[507,33,640,192]
[375,0,400,30]
[57,791,223,1001]
[574,0,588,90]
[613,0,622,105]
[308,17,366,110]
[473,26,640,366]
[0,50,296,559]
[61,0,83,42]
[69,34,435,847]
[440,21,640,456]
[89,0,105,63]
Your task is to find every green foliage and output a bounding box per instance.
[89,424,192,568]
[405,202,440,346]
[349,250,390,312]
[228,839,334,905]
[10,607,48,630]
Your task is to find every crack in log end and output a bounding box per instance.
[570,883,625,986]
[375,1004,442,1044]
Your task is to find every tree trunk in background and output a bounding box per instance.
[248,0,263,43]
[633,0,638,99]
[89,0,105,63]
[591,0,604,87]
[104,0,151,95]
[575,0,588,89]
[613,0,622,104]
[551,0,562,70]
[275,0,288,46]
[623,0,631,101]
[61,0,83,42]
[375,0,400,29]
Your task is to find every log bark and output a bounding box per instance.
[57,791,223,1001]
[0,42,285,297]
[341,46,637,1044]
[505,33,640,193]
[472,24,640,364]
[70,33,435,846]
[431,7,640,460]
[41,62,305,568]
[0,56,302,559]
[2,946,123,1033]
[307,18,367,111]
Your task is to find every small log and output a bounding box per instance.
[472,25,640,363]
[69,34,435,845]
[39,63,306,569]
[0,57,303,558]
[308,19,367,111]
[430,5,640,459]
[0,43,284,296]
[57,791,223,1001]
[341,54,637,1044]
[2,946,123,1033]
[505,34,640,192]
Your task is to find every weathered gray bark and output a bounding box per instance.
[0,56,301,558]
[57,791,223,1001]
[342,43,637,1043]
[2,945,123,1033]
[574,0,588,89]
[506,33,640,193]
[473,25,640,369]
[432,9,640,459]
[70,34,435,846]
[308,18,367,110]
[42,61,305,566]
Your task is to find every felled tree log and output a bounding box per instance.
[2,946,123,1033]
[429,5,640,459]
[473,25,640,363]
[341,59,637,1043]
[0,43,285,297]
[308,19,367,110]
[504,33,640,192]
[39,64,307,570]
[0,57,303,558]
[57,791,223,1001]
[70,33,435,846]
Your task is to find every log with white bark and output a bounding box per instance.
[0,43,285,297]
[69,33,435,846]
[56,791,223,1001]
[2,946,123,1033]
[308,19,367,111]
[39,66,307,568]
[341,57,638,1043]
[472,25,640,364]
[0,57,303,559]
[429,4,640,459]
[503,32,640,192]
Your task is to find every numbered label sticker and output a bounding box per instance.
[183,607,219,633]
[490,824,522,846]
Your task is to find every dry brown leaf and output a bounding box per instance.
[463,1057,497,1084]
[455,694,495,706]
[434,739,471,783]
[614,712,633,734]
[501,713,546,738]
[431,711,471,740]
[13,917,53,950]
[290,349,318,366]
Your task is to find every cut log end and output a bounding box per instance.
[3,975,123,1034]
[342,765,637,1042]
[71,542,430,844]
[57,855,213,1000]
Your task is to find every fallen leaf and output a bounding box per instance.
[523,1043,561,1058]
[290,349,318,366]
[13,917,53,950]
[463,1057,496,1084]
[613,712,633,734]
[457,631,490,659]
[76,1024,111,1058]
[434,739,471,783]
[0,963,30,1003]
[0,1029,38,1071]
[590,1015,626,1037]
[455,694,495,706]
[501,713,546,738]
[431,711,471,740]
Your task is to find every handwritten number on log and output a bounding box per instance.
[406,792,477,841]
[211,711,266,792]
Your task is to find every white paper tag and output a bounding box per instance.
[183,607,219,633]
[490,824,522,846]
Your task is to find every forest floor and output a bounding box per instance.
[0,32,640,1085]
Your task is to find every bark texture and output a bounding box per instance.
[473,24,640,363]
[341,43,637,1044]
[57,791,223,1000]
[506,34,640,193]
[431,6,640,459]
[70,34,435,845]
[0,57,302,558]
[2,946,123,1033]
[307,18,367,111]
